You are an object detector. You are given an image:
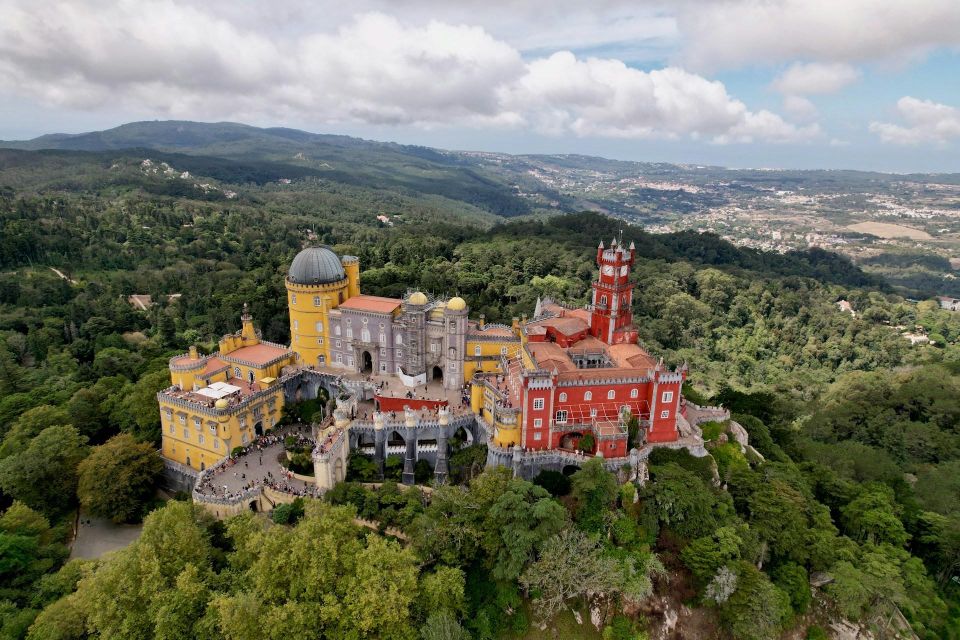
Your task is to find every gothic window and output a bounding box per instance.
[361,329,371,342]
[395,333,402,345]
[248,370,254,383]
[607,390,615,400]
[379,333,385,344]
[630,388,638,398]
[335,325,341,336]
[584,391,592,401]
[234,366,241,378]
[559,392,567,402]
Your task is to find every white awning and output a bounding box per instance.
[195,381,242,399]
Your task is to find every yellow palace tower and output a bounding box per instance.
[285,246,359,367]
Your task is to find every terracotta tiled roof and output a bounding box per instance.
[339,295,402,314]
[223,343,291,366]
[201,357,228,376]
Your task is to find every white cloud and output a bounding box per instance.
[782,96,818,122]
[870,97,960,145]
[0,2,816,145]
[772,62,860,95]
[678,0,960,70]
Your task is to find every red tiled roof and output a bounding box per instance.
[339,295,402,314]
[223,343,291,366]
[201,357,228,376]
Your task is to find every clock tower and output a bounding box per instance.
[590,237,638,345]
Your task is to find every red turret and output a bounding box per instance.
[590,237,638,344]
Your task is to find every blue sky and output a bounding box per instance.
[1,0,959,172]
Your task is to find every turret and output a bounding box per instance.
[240,303,256,341]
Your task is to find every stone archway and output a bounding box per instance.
[432,365,443,384]
[559,432,584,449]
[254,421,263,437]
[361,350,373,374]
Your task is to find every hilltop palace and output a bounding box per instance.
[160,239,715,508]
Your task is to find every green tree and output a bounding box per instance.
[570,458,618,533]
[0,426,88,516]
[77,433,164,523]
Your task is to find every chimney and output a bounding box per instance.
[188,345,199,360]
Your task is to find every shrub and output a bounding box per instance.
[700,421,726,442]
[806,626,828,640]
[578,433,595,453]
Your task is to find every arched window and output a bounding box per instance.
[315,321,323,333]
[361,329,371,342]
[584,391,592,401]
[234,366,241,378]
[290,294,297,305]
[313,295,321,307]
[559,392,567,402]
[607,389,615,400]
[247,370,254,384]
[395,333,402,345]
[474,345,481,356]
[630,388,638,398]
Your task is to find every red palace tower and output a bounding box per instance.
[477,236,687,459]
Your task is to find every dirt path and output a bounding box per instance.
[49,267,78,285]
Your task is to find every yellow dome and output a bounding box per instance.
[447,296,466,311]
[409,291,428,305]
[214,398,230,410]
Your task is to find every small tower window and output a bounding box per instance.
[291,294,297,305]
[474,345,481,356]
[313,296,321,307]
[600,295,608,306]
[315,321,324,333]
[584,391,592,401]
[559,392,567,402]
[607,390,615,400]
[630,388,638,398]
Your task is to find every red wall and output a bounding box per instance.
[375,394,447,413]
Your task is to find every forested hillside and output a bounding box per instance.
[0,143,959,639]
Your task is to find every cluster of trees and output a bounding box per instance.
[2,151,960,637]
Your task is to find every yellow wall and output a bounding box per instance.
[160,385,285,471]
[286,278,350,367]
[463,338,521,381]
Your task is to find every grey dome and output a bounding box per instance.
[288,246,346,285]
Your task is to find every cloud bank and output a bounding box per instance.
[870,97,960,145]
[0,2,813,144]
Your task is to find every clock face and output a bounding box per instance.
[602,265,614,276]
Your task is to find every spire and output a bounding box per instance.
[611,236,617,247]
[240,303,256,341]
[241,302,252,323]
[598,240,604,249]
[629,240,635,250]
